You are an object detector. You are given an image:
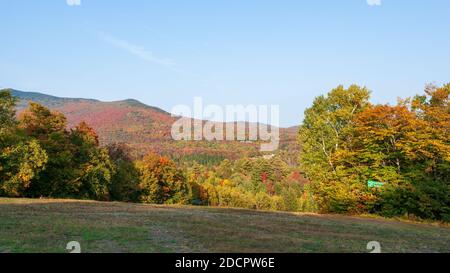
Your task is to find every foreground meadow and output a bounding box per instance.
[0,198,449,253]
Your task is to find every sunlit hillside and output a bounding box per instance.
[11,89,299,162]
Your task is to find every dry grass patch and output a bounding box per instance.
[0,198,449,253]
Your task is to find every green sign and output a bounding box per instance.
[368,180,385,188]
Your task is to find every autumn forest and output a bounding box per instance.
[0,83,449,221]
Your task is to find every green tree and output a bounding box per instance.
[19,103,77,197]
[107,143,140,202]
[77,148,114,200]
[0,89,18,134]
[71,122,115,200]
[254,192,273,210]
[216,159,233,179]
[0,90,48,197]
[0,140,48,197]
[298,85,371,212]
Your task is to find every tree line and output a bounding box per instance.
[1,84,449,221]
[0,89,307,210]
[299,84,449,221]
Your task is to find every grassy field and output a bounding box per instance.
[0,198,449,253]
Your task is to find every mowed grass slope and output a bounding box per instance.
[0,198,449,253]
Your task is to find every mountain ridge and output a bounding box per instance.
[5,88,300,162]
[10,89,169,115]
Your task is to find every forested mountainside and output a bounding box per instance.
[11,90,299,163]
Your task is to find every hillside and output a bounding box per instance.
[0,198,449,253]
[10,89,299,161]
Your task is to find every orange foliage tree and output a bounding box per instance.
[137,152,189,204]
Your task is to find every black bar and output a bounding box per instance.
[0,253,446,272]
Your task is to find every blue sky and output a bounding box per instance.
[1,0,449,127]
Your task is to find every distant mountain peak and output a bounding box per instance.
[116,98,169,114]
[7,88,168,114]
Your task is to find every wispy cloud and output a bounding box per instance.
[98,32,178,71]
[367,0,382,6]
[96,31,226,91]
[66,0,81,6]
